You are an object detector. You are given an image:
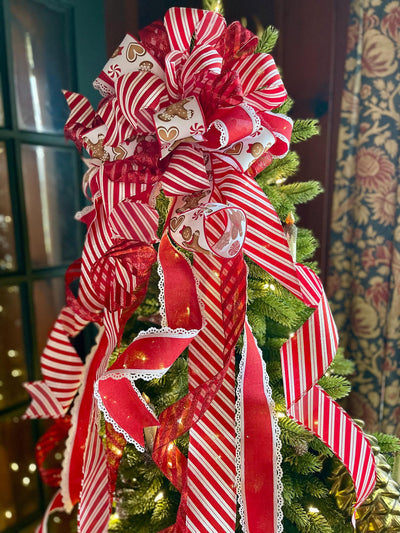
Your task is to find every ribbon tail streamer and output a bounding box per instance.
[236,318,283,533]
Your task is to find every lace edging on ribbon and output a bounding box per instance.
[235,319,283,533]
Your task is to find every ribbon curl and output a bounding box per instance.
[24,7,376,533]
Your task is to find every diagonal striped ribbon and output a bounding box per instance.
[185,253,243,533]
[281,265,377,517]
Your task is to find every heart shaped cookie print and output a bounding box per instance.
[170,215,185,232]
[126,42,146,62]
[158,126,179,142]
[225,142,243,155]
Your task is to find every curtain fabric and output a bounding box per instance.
[328,0,400,435]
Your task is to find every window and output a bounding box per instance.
[0,1,105,530]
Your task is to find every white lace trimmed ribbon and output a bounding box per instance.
[236,317,283,533]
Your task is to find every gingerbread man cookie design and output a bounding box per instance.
[157,98,194,122]
[180,226,209,254]
[84,134,110,162]
[176,190,210,213]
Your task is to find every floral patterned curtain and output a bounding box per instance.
[328,0,400,435]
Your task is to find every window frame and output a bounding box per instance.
[0,0,106,530]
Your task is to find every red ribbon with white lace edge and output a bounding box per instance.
[23,7,376,533]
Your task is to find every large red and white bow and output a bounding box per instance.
[24,7,375,533]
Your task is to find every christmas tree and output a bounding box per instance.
[24,4,400,533]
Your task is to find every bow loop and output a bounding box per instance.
[93,33,165,97]
[161,144,210,195]
[116,71,169,133]
[91,241,156,313]
[217,21,258,67]
[164,8,225,52]
[169,196,247,258]
[199,70,244,117]
[180,44,223,97]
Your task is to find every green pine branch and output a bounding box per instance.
[278,181,323,205]
[327,349,355,376]
[256,25,279,53]
[291,119,320,144]
[257,151,300,187]
[318,375,352,401]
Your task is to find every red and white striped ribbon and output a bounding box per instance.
[164,8,225,53]
[281,265,376,516]
[185,254,239,533]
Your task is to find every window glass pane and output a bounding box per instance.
[0,412,40,531]
[33,277,64,354]
[0,286,29,410]
[21,144,80,267]
[10,0,72,133]
[0,143,16,271]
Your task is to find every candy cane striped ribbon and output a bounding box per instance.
[281,265,376,515]
[185,253,241,533]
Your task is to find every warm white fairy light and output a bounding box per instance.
[10,462,19,471]
[309,506,320,513]
[263,282,276,291]
[11,369,23,377]
[154,491,164,502]
[4,510,13,519]
[22,477,31,486]
[28,463,37,473]
[109,511,120,525]
[8,349,17,358]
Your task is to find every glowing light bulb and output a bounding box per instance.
[154,491,164,502]
[309,506,320,513]
[5,510,13,519]
[22,477,30,486]
[8,349,17,358]
[10,462,19,471]
[28,463,37,473]
[11,369,23,377]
